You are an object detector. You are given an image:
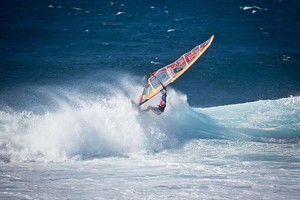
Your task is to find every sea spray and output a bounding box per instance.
[0,90,148,163]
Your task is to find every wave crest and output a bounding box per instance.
[1,80,299,163]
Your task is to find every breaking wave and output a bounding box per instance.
[0,77,299,163]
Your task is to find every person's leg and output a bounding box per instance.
[141,106,162,115]
[149,107,162,115]
[140,106,153,113]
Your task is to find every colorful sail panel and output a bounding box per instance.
[139,35,214,105]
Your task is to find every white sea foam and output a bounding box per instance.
[115,11,125,16]
[1,77,298,163]
[72,7,83,11]
[150,60,163,65]
[0,95,146,162]
[167,29,176,32]
[0,82,184,163]
[1,84,299,199]
[3,139,299,199]
[283,55,291,62]
[241,6,263,10]
[240,5,267,13]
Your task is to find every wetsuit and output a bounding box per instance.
[158,92,167,113]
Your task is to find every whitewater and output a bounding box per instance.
[1,81,299,199]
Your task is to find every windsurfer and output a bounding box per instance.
[141,89,167,115]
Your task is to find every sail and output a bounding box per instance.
[139,35,214,105]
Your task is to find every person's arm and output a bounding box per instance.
[161,91,167,101]
[160,88,167,95]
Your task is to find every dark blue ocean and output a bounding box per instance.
[1,1,299,199]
